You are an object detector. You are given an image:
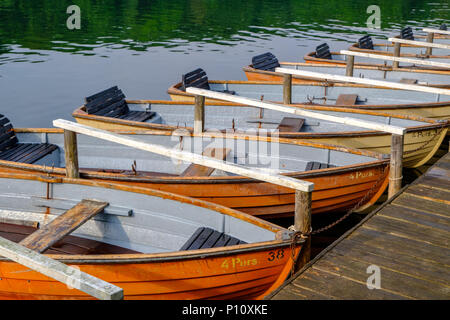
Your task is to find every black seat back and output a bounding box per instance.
[358,35,374,50]
[0,115,18,153]
[251,52,280,71]
[181,68,210,91]
[400,27,414,40]
[315,43,332,59]
[84,86,129,117]
[440,23,447,31]
[180,227,246,251]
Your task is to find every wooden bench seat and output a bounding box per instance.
[84,86,155,122]
[19,199,108,253]
[315,43,332,60]
[180,227,246,251]
[0,115,58,164]
[251,52,280,71]
[181,68,236,94]
[181,147,231,177]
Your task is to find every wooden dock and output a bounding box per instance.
[268,151,450,300]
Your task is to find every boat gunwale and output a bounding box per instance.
[72,102,449,139]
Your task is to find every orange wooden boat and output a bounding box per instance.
[0,114,390,219]
[0,172,303,300]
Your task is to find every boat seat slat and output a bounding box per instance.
[19,199,108,253]
[85,86,119,103]
[0,115,58,164]
[251,52,280,71]
[335,94,359,106]
[180,227,246,251]
[358,35,374,50]
[93,100,128,117]
[277,117,305,132]
[181,147,231,177]
[0,143,58,164]
[315,43,332,60]
[117,110,156,122]
[86,92,125,114]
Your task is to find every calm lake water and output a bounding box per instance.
[0,0,448,127]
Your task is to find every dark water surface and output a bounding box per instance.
[0,0,448,127]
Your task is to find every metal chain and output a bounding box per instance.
[311,164,389,235]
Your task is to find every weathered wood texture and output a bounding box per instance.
[268,151,450,300]
[19,199,108,253]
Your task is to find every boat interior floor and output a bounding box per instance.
[0,222,141,255]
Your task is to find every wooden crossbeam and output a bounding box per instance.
[181,147,231,177]
[341,50,450,69]
[389,37,450,50]
[0,235,123,300]
[274,67,450,96]
[422,28,450,36]
[19,199,108,253]
[186,87,406,135]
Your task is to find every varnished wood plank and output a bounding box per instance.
[331,239,450,286]
[19,199,108,253]
[347,228,450,266]
[315,252,449,299]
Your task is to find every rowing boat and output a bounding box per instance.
[167,69,450,121]
[243,53,450,88]
[0,171,302,299]
[71,89,448,168]
[0,115,389,218]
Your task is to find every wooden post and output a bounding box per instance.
[393,42,401,68]
[194,95,205,135]
[426,32,434,56]
[388,134,404,199]
[283,74,292,104]
[64,130,79,179]
[294,190,312,270]
[345,55,355,77]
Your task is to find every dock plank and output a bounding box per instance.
[269,152,450,300]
